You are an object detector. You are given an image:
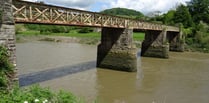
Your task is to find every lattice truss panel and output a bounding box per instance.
[12,0,179,32]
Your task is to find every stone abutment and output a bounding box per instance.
[0,0,16,66]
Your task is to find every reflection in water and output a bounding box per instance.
[17,41,209,103]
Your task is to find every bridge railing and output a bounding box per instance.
[12,0,179,32]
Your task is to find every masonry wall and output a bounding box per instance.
[0,0,16,66]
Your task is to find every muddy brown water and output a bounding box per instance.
[17,41,209,103]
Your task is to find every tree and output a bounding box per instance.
[187,0,209,24]
[100,8,144,19]
[163,10,176,25]
[174,4,193,28]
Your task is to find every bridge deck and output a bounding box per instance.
[12,0,179,32]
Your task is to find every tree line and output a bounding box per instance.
[151,0,209,52]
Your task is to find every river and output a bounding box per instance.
[16,41,209,103]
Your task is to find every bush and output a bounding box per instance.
[0,85,83,103]
[78,27,93,33]
[0,46,14,88]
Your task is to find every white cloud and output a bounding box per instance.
[23,0,96,10]
[23,0,191,13]
[44,0,96,10]
[109,0,191,14]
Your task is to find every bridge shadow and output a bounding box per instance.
[97,27,123,66]
[141,30,160,56]
[19,61,96,87]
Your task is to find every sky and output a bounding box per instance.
[24,0,191,14]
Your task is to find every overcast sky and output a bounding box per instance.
[25,0,191,14]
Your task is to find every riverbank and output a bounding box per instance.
[16,31,208,53]
[16,32,143,47]
[16,34,99,45]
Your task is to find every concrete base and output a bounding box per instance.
[97,47,137,72]
[97,27,137,72]
[141,43,169,58]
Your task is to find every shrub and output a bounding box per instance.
[0,46,14,88]
[78,27,93,33]
[0,85,83,103]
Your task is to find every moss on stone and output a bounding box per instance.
[98,49,137,72]
[142,45,169,58]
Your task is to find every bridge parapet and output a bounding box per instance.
[12,0,179,32]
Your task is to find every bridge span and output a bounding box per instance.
[12,0,179,32]
[0,0,184,72]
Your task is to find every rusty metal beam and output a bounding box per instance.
[12,0,179,32]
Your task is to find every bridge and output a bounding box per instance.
[0,0,184,72]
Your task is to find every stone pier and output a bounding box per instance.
[97,27,137,72]
[0,0,17,87]
[0,0,16,65]
[141,29,169,58]
[167,31,184,52]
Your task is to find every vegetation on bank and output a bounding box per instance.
[151,0,209,52]
[0,46,14,90]
[0,46,86,103]
[16,24,145,44]
[0,85,84,103]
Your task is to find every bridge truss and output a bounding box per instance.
[12,0,179,32]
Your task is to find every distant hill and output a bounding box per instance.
[100,8,144,19]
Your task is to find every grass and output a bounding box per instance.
[17,30,145,41]
[0,84,84,103]
[133,32,145,41]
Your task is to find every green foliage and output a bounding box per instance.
[40,25,70,34]
[174,4,193,28]
[0,85,83,103]
[150,1,209,52]
[185,21,209,52]
[194,21,209,43]
[24,24,40,31]
[133,32,145,41]
[57,90,82,103]
[0,46,14,88]
[15,24,25,34]
[187,0,209,24]
[101,8,144,19]
[163,10,175,25]
[78,27,93,33]
[24,24,72,34]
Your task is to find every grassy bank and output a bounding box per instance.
[17,30,144,40]
[17,30,145,46]
[0,85,84,103]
